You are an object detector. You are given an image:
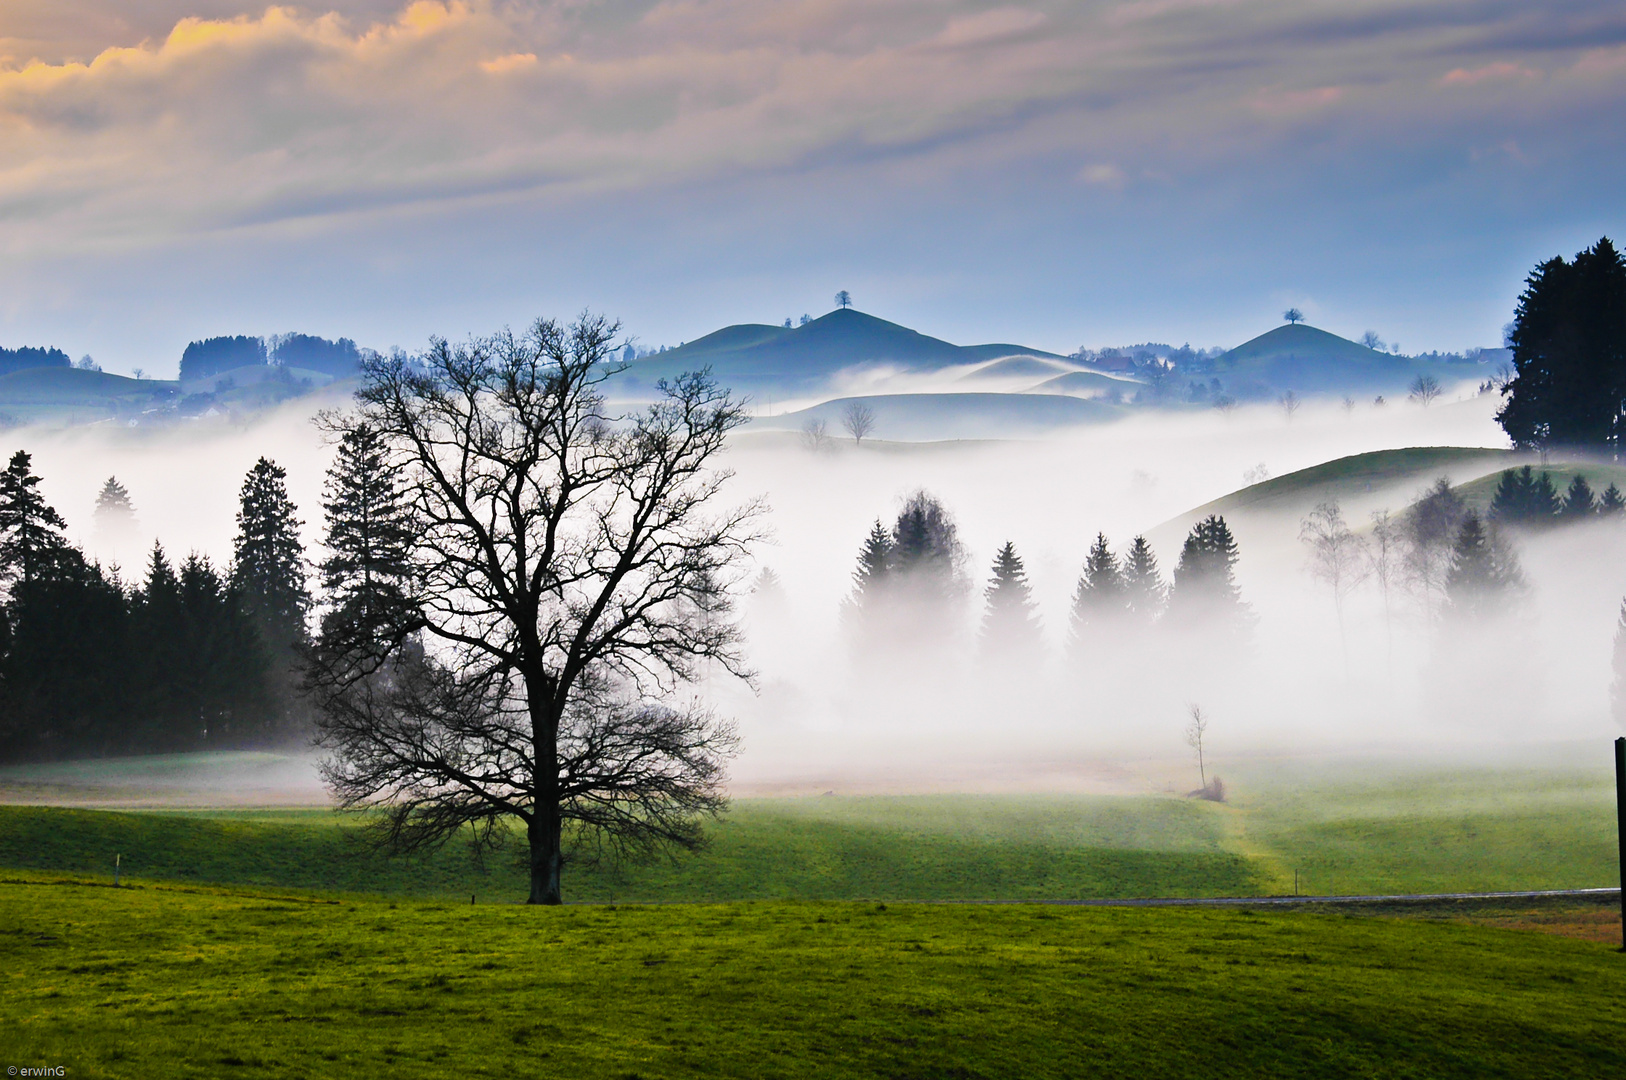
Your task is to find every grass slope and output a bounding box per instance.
[763,392,1120,440]
[0,796,1262,902]
[1215,324,1472,397]
[3,877,1622,1079]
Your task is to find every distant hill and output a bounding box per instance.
[0,346,71,377]
[757,392,1120,441]
[1208,324,1481,399]
[612,309,1065,396]
[0,367,177,425]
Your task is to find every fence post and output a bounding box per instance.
[1615,738,1625,951]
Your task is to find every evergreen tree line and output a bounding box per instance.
[0,453,311,763]
[1488,465,1624,525]
[843,492,1253,658]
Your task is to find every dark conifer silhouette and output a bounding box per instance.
[1489,466,1559,525]
[1601,483,1626,515]
[1559,474,1597,519]
[1443,510,1523,620]
[232,457,310,653]
[1120,535,1165,622]
[0,451,67,586]
[1167,515,1250,635]
[1069,532,1125,649]
[980,541,1041,657]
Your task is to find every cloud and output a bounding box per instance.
[0,0,1622,253]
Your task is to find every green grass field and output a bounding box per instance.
[2,875,1622,1079]
[0,755,1617,904]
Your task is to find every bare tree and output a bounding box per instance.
[799,416,830,452]
[1409,374,1442,407]
[841,401,876,445]
[1361,331,1385,351]
[835,290,852,310]
[309,314,762,905]
[1283,308,1304,325]
[1184,704,1220,800]
[1278,390,1300,421]
[1369,508,1402,674]
[1299,501,1370,677]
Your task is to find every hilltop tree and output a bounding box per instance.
[1167,515,1251,636]
[835,290,853,310]
[1069,532,1125,649]
[1443,510,1524,620]
[0,451,68,587]
[980,542,1041,658]
[1299,501,1369,676]
[309,314,758,905]
[1497,237,1626,451]
[1559,475,1597,519]
[1283,308,1304,325]
[1121,535,1166,623]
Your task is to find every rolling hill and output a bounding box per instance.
[611,308,1066,396]
[0,367,177,424]
[760,392,1121,440]
[1210,324,1482,399]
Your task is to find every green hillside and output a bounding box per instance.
[760,391,1120,440]
[0,366,178,425]
[613,308,1064,395]
[1214,324,1479,398]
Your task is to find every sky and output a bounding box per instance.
[2,1,1624,375]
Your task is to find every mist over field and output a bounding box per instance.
[12,370,1620,799]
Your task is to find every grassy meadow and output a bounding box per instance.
[3,873,1623,1080]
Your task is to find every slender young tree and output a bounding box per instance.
[1404,477,1466,618]
[980,541,1042,658]
[0,451,68,587]
[1369,509,1402,672]
[1299,501,1370,677]
[310,314,759,905]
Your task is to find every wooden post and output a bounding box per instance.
[114,853,120,888]
[1615,738,1625,951]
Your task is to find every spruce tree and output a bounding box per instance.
[1120,535,1165,622]
[1167,515,1250,634]
[850,521,893,611]
[94,477,135,522]
[890,491,961,598]
[232,457,310,652]
[1069,532,1125,647]
[1443,510,1523,620]
[1531,470,1560,519]
[1601,483,1626,515]
[316,424,418,674]
[0,451,67,586]
[979,541,1041,657]
[1559,474,1596,519]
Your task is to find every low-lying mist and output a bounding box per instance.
[14,379,1621,797]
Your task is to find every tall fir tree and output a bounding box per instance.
[890,490,961,599]
[315,424,418,677]
[1601,483,1626,515]
[232,457,310,652]
[848,521,893,613]
[1069,532,1125,648]
[1559,474,1596,519]
[1490,466,1559,524]
[1443,510,1523,620]
[1166,515,1250,634]
[1120,535,1165,622]
[979,541,1041,657]
[0,450,67,586]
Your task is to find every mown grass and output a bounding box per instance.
[0,796,1263,903]
[2,874,1622,1079]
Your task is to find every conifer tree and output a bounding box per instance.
[0,451,67,586]
[890,491,961,599]
[1120,535,1165,622]
[315,424,418,678]
[1601,483,1626,515]
[1443,510,1523,620]
[94,477,135,522]
[1167,515,1250,634]
[980,541,1041,657]
[850,521,893,610]
[232,457,309,653]
[1069,532,1124,647]
[1491,465,1559,524]
[1559,474,1596,519]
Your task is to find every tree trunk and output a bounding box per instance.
[527,810,563,905]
